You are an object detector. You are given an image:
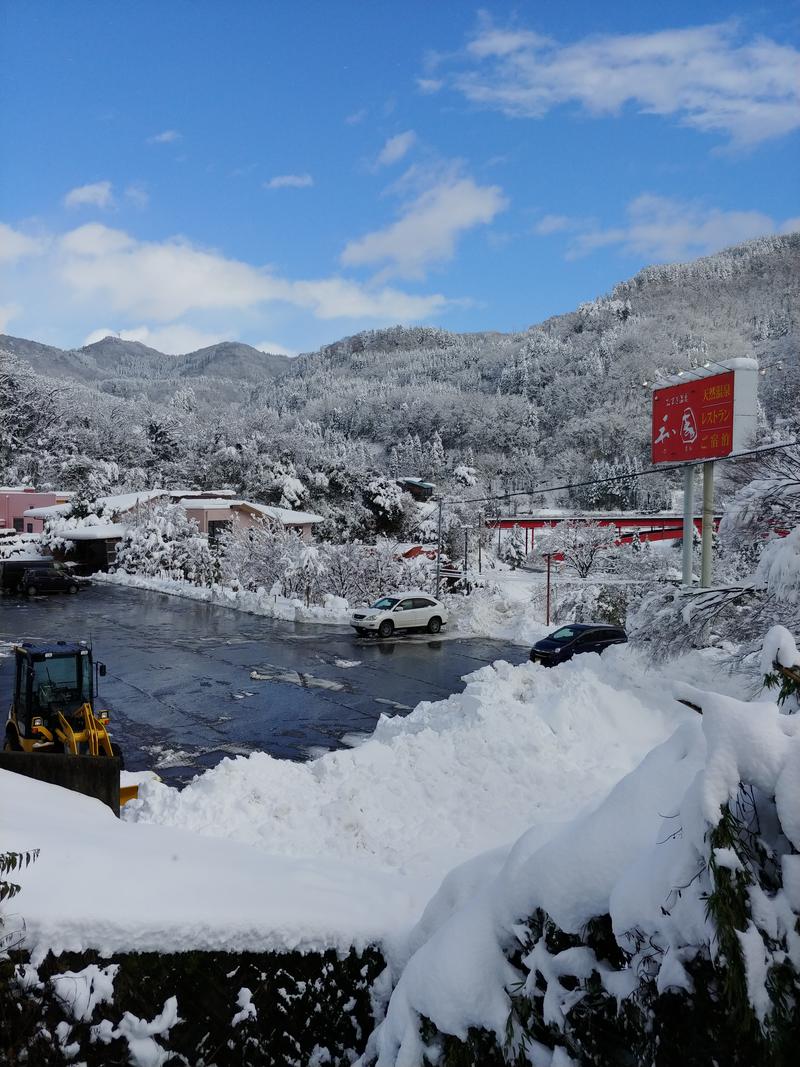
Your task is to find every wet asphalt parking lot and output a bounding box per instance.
[0,584,528,784]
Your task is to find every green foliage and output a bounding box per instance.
[2,944,385,1066]
[0,849,39,906]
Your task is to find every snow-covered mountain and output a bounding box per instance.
[2,232,797,524]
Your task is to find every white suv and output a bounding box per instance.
[350,592,448,638]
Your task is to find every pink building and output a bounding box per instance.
[0,487,70,534]
[179,498,322,543]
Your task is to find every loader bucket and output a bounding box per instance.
[0,751,122,816]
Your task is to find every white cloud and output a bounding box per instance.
[780,217,800,235]
[375,130,417,168]
[0,222,46,264]
[124,184,149,210]
[345,108,367,125]
[417,78,444,94]
[441,19,800,147]
[341,173,508,280]
[563,194,790,261]
[20,221,446,324]
[533,214,574,235]
[82,324,228,354]
[0,303,21,332]
[264,173,314,190]
[64,181,114,209]
[256,340,298,357]
[148,129,181,144]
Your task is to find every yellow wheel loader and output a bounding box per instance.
[1,641,137,814]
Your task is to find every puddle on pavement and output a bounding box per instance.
[249,666,349,692]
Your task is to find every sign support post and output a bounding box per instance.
[701,461,714,588]
[681,465,694,587]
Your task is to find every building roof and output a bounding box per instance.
[243,502,324,525]
[179,498,239,510]
[59,523,128,541]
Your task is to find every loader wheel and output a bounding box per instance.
[378,619,394,639]
[4,726,22,751]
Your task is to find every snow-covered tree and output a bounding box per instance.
[538,519,617,579]
[500,524,527,569]
[115,502,214,585]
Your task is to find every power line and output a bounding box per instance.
[443,439,798,508]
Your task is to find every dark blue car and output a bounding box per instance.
[530,623,627,666]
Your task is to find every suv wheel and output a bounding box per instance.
[27,585,37,597]
[427,616,442,634]
[378,619,394,639]
[68,584,78,594]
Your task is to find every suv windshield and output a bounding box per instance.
[371,597,398,610]
[550,627,581,643]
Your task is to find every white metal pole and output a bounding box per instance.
[701,461,714,588]
[682,465,694,587]
[435,499,443,598]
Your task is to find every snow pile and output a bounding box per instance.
[93,570,352,625]
[760,624,800,675]
[127,651,687,890]
[2,768,417,961]
[363,681,800,1065]
[445,580,549,645]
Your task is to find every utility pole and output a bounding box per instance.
[681,465,694,587]
[435,498,443,599]
[544,552,553,626]
[701,461,714,588]
[478,512,483,574]
[463,527,468,589]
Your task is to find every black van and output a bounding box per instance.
[530,624,627,666]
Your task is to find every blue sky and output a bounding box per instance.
[1,0,798,355]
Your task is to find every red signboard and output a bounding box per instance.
[651,370,735,464]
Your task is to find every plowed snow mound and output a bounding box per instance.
[127,650,690,888]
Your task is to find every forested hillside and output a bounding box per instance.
[2,232,797,536]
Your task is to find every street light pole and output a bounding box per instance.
[435,498,443,599]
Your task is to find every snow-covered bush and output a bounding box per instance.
[115,502,215,585]
[362,669,800,1067]
[631,446,800,669]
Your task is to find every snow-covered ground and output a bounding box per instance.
[7,647,701,965]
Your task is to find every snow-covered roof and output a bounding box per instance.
[246,502,323,525]
[652,357,759,390]
[59,523,128,542]
[178,498,240,511]
[25,490,166,520]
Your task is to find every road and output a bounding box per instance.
[0,585,528,784]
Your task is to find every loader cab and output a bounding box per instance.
[11,641,97,740]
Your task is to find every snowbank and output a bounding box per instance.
[95,563,549,642]
[363,681,800,1065]
[10,649,694,964]
[93,570,351,625]
[445,579,549,646]
[127,650,689,896]
[2,769,416,964]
